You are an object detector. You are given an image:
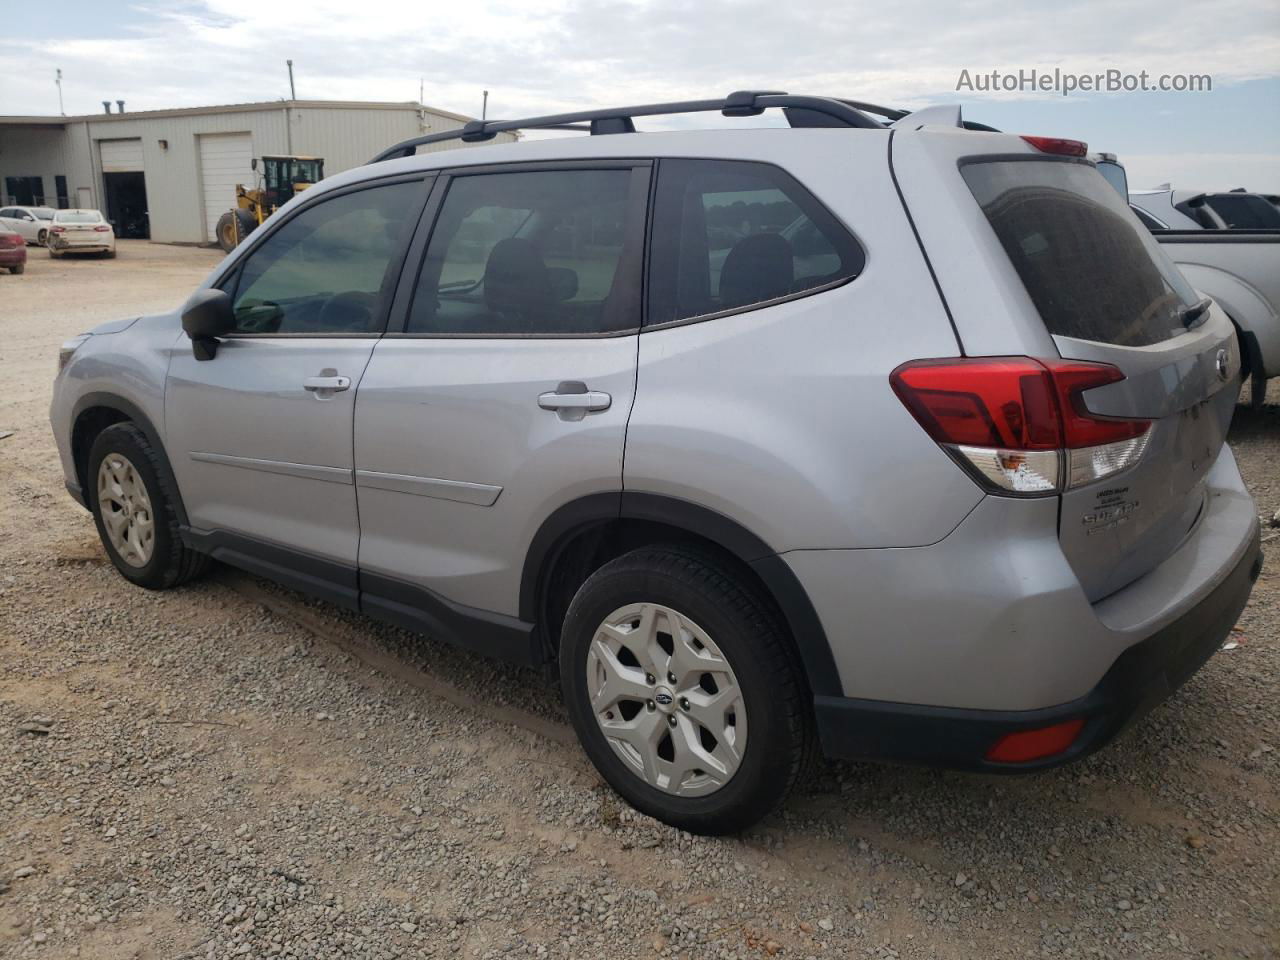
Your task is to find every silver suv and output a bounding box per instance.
[51,93,1262,834]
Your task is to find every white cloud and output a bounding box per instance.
[5,0,1277,118]
[1122,154,1280,193]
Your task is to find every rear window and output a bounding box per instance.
[55,211,103,224]
[1202,194,1280,230]
[962,159,1197,347]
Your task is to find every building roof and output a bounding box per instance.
[0,98,483,128]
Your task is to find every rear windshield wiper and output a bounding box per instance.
[1177,297,1212,329]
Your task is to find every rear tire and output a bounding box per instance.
[103,249,116,259]
[37,229,48,245]
[10,263,24,275]
[48,247,60,259]
[88,423,209,590]
[559,545,813,835]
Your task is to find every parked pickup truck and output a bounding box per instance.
[1091,157,1280,405]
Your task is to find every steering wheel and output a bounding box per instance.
[317,291,378,331]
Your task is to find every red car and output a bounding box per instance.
[0,224,27,274]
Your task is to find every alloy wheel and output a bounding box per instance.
[96,453,155,567]
[586,602,747,797]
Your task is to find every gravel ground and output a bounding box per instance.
[1,241,1277,960]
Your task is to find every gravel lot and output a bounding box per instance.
[1,241,1277,960]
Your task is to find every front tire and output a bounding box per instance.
[37,229,48,245]
[560,546,812,834]
[88,423,209,590]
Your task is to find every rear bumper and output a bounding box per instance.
[0,248,26,266]
[813,522,1261,770]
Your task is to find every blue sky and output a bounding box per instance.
[5,0,1278,191]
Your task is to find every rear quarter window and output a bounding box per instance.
[961,159,1197,347]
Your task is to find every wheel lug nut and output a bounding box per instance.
[679,697,690,711]
[645,674,656,685]
[667,715,677,728]
[667,672,677,684]
[646,700,655,711]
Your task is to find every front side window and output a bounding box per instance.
[229,179,422,335]
[647,159,864,326]
[407,168,639,335]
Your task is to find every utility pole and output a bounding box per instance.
[482,90,488,120]
[287,60,296,100]
[56,68,65,115]
[419,78,424,105]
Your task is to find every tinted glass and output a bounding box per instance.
[406,170,636,335]
[1130,205,1166,231]
[230,180,420,335]
[1203,194,1280,229]
[1094,161,1128,199]
[962,159,1197,347]
[648,159,863,325]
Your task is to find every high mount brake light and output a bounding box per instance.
[890,357,1151,496]
[1021,135,1089,157]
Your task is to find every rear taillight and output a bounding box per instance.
[890,357,1151,496]
[93,225,111,232]
[1020,135,1088,157]
[51,226,66,234]
[0,234,22,247]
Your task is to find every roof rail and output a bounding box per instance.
[368,91,884,164]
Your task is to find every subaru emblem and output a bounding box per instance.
[655,692,673,706]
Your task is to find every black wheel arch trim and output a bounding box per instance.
[71,392,189,526]
[520,491,844,697]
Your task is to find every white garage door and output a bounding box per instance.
[99,139,144,173]
[199,133,254,242]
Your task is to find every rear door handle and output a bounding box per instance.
[538,383,612,421]
[303,374,351,397]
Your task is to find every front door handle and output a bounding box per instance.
[303,371,351,399]
[538,383,612,421]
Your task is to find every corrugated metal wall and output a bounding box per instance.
[0,103,517,244]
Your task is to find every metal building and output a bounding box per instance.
[0,99,516,244]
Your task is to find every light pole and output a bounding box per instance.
[56,68,65,116]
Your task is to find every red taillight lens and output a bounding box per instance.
[0,234,23,247]
[1020,135,1088,157]
[51,226,66,234]
[891,357,1152,495]
[890,358,1062,450]
[986,718,1085,763]
[93,225,111,232]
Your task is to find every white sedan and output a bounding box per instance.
[0,205,57,246]
[48,209,116,259]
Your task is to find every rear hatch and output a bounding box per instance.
[895,131,1239,601]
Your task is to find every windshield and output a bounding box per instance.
[54,211,103,224]
[962,159,1198,347]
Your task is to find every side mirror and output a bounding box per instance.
[181,289,235,361]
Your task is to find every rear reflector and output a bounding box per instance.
[1021,135,1088,157]
[890,357,1151,495]
[986,718,1085,763]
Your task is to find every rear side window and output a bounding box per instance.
[406,169,641,336]
[647,159,864,326]
[1203,194,1280,229]
[962,159,1197,347]
[1130,205,1166,231]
